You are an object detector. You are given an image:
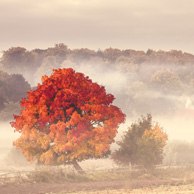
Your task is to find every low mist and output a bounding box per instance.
[61,58,128,109]
[60,60,194,144]
[1,48,194,167]
[0,122,19,160]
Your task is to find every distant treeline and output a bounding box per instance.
[1,43,194,121]
[164,140,194,165]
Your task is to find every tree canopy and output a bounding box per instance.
[11,68,125,167]
[0,70,31,112]
[111,114,168,169]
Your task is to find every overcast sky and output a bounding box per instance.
[0,0,194,54]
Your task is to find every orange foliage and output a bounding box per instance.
[11,68,125,165]
[143,125,168,149]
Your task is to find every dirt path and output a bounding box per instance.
[0,178,188,194]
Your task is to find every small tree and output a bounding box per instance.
[111,114,168,170]
[11,68,125,173]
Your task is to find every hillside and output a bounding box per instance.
[0,44,194,120]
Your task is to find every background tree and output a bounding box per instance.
[0,101,20,121]
[163,140,194,165]
[0,47,36,83]
[1,47,29,72]
[2,44,194,118]
[45,43,68,63]
[11,68,125,173]
[111,114,168,170]
[68,48,96,65]
[0,70,31,114]
[103,48,122,63]
[6,74,31,102]
[150,69,183,94]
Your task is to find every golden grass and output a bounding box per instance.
[57,184,194,194]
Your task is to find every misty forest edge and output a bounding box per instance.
[1,44,194,171]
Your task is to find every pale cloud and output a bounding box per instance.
[0,0,194,53]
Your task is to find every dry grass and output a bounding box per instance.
[2,165,194,193]
[57,184,194,194]
[2,165,194,185]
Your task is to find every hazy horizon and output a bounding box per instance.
[0,0,194,55]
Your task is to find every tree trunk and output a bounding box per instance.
[72,159,86,174]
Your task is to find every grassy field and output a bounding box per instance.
[57,184,194,194]
[2,164,194,193]
[32,165,194,193]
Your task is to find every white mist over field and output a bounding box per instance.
[1,60,194,166]
[156,115,194,142]
[115,114,194,143]
[0,122,19,160]
[60,61,194,143]
[61,60,128,108]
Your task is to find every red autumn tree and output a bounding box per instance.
[11,68,125,172]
